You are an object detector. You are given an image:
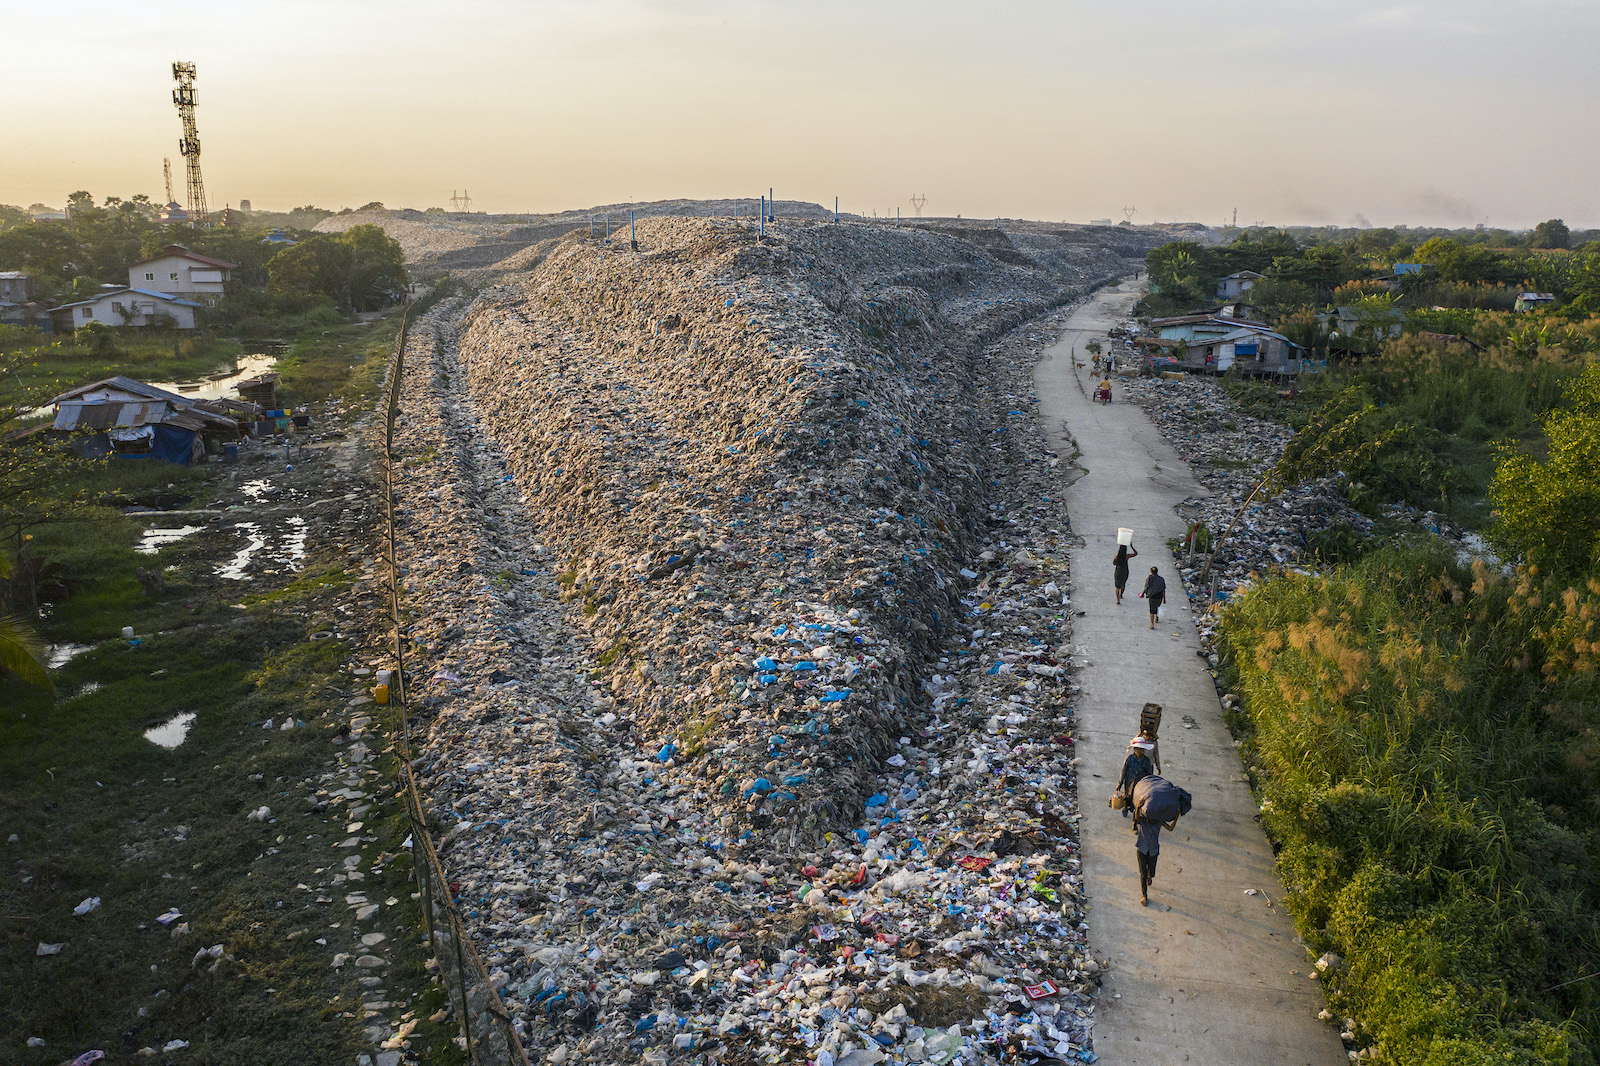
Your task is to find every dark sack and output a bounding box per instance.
[1133,774,1192,823]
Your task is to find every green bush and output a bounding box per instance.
[1219,545,1600,1065]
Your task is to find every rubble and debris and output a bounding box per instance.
[390,218,1168,1062]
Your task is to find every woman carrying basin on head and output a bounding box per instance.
[1113,542,1138,605]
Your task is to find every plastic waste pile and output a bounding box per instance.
[1117,372,1370,614]
[387,218,1150,1062]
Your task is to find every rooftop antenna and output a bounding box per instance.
[910,193,928,216]
[171,62,208,228]
[1122,205,1136,223]
[163,158,175,205]
[450,189,473,212]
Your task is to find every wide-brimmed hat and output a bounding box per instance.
[1130,737,1155,750]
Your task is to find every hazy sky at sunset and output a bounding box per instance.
[4,0,1597,228]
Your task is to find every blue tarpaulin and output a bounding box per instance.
[151,424,197,465]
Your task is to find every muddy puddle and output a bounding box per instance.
[144,712,196,749]
[47,643,94,669]
[137,525,204,554]
[215,518,307,580]
[146,349,284,402]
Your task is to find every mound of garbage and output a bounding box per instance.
[392,217,1162,1062]
[312,208,501,261]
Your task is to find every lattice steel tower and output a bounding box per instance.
[171,62,208,227]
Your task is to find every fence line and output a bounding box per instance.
[379,296,531,1065]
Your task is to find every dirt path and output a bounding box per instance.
[1034,280,1346,1065]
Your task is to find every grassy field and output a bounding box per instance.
[2,309,398,412]
[1220,347,1567,529]
[1218,544,1600,1065]
[273,316,399,408]
[1,305,467,1064]
[1,329,246,400]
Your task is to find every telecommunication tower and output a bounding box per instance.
[450,189,473,212]
[910,193,928,216]
[163,158,175,204]
[171,62,208,227]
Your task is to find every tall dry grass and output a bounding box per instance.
[1220,544,1600,1065]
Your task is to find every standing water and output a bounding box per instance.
[146,349,284,402]
[144,712,196,749]
[217,522,267,580]
[138,525,203,553]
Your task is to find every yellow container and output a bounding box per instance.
[374,683,390,705]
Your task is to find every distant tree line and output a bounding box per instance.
[1142,221,1600,319]
[0,194,404,317]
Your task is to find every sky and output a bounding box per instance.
[3,0,1597,229]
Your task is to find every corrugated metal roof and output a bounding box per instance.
[50,392,244,434]
[54,288,204,311]
[51,376,191,405]
[128,245,237,270]
[54,399,166,431]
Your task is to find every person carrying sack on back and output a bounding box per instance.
[1131,774,1192,906]
[1141,566,1166,630]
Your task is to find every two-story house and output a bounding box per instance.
[127,245,237,303]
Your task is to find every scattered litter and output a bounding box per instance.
[74,896,101,915]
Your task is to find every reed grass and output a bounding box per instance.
[1220,544,1600,1065]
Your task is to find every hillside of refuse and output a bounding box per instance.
[315,199,1180,274]
[391,216,1166,1062]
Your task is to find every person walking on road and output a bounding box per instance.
[1131,774,1191,906]
[1113,543,1138,604]
[1141,566,1166,629]
[1115,736,1155,818]
[1135,810,1176,906]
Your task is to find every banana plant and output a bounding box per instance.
[0,553,52,693]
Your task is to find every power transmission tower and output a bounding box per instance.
[163,158,174,204]
[171,62,208,228]
[910,193,928,216]
[450,189,473,212]
[1121,205,1136,223]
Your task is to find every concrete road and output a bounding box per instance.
[1035,280,1346,1066]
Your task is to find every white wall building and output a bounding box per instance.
[55,288,203,330]
[127,245,236,301]
[1215,270,1262,300]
